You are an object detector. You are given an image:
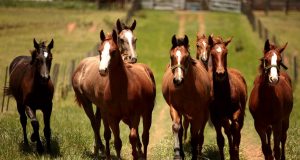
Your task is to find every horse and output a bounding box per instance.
[208,35,247,160]
[116,18,137,63]
[249,39,293,160]
[72,19,140,157]
[5,39,54,153]
[182,33,211,141]
[196,33,211,70]
[98,30,156,160]
[162,35,211,160]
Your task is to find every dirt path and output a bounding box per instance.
[241,124,264,160]
[198,12,205,34]
[177,11,186,36]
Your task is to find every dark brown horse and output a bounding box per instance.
[162,35,211,160]
[5,39,54,153]
[97,30,156,160]
[249,40,293,160]
[116,19,137,63]
[208,35,247,160]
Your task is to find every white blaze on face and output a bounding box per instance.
[201,41,207,60]
[270,52,278,81]
[216,46,222,53]
[176,50,183,78]
[44,52,48,58]
[99,42,111,71]
[124,30,136,58]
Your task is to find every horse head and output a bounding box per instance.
[208,35,231,81]
[98,29,119,76]
[170,34,190,87]
[196,33,210,64]
[260,39,288,85]
[31,38,54,83]
[116,19,137,63]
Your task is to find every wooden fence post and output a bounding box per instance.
[51,63,60,90]
[68,59,76,91]
[264,28,269,40]
[294,55,298,82]
[1,66,8,113]
[258,20,262,39]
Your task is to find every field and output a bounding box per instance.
[0,6,299,160]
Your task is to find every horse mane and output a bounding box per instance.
[212,36,224,44]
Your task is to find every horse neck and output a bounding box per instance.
[213,70,231,100]
[108,55,128,92]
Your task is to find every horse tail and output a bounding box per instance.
[74,92,83,107]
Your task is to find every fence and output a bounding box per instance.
[242,2,298,87]
[208,0,241,13]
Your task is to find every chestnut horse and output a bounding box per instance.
[196,33,211,70]
[162,35,211,160]
[98,30,156,160]
[72,19,140,157]
[5,39,54,153]
[208,35,247,160]
[116,18,137,63]
[183,33,211,141]
[249,40,293,160]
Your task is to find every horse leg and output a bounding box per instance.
[254,121,272,159]
[223,119,234,159]
[94,106,106,155]
[102,113,111,159]
[142,111,152,159]
[198,120,207,159]
[214,122,225,160]
[189,121,199,160]
[281,119,289,160]
[109,118,122,159]
[82,102,104,155]
[183,116,189,142]
[273,122,282,160]
[136,128,143,156]
[266,125,272,154]
[42,102,52,152]
[129,115,140,160]
[231,120,241,160]
[25,106,43,153]
[170,106,184,159]
[17,103,28,144]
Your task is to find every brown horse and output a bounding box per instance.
[97,30,156,160]
[162,35,211,160]
[182,33,211,141]
[5,39,54,153]
[208,35,247,160]
[196,33,211,70]
[72,19,140,157]
[249,40,293,160]
[116,18,137,63]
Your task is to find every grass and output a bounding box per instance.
[0,7,299,160]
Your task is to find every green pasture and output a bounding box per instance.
[0,6,299,160]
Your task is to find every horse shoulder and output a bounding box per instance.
[228,68,247,102]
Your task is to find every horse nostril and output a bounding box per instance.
[131,57,137,63]
[173,78,184,86]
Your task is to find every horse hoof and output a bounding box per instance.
[173,155,183,160]
[36,144,44,153]
[30,134,37,142]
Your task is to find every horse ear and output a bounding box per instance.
[278,42,288,53]
[264,39,271,53]
[112,30,118,44]
[224,37,232,46]
[208,35,214,47]
[48,39,54,50]
[100,30,106,41]
[130,19,136,31]
[33,38,39,50]
[172,35,177,46]
[116,19,122,33]
[184,35,189,46]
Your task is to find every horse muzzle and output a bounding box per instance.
[268,76,279,85]
[99,69,108,76]
[173,77,184,87]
